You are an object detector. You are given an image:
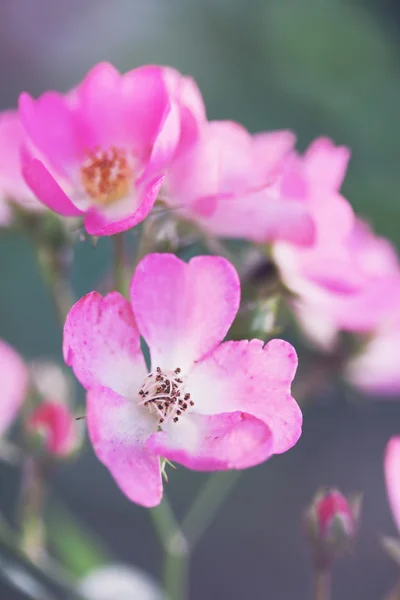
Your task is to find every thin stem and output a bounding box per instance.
[133,217,157,270]
[113,233,126,295]
[182,471,241,548]
[314,568,332,600]
[18,457,47,562]
[150,495,189,600]
[0,512,87,600]
[34,242,74,328]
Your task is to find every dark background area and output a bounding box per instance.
[1,1,400,598]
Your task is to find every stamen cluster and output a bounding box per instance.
[80,146,131,206]
[138,367,194,425]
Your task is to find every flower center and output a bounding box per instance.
[138,367,194,426]
[80,146,132,206]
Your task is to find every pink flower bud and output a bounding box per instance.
[25,401,80,458]
[304,488,360,567]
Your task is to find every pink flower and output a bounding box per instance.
[19,62,190,236]
[166,120,316,245]
[346,311,400,396]
[63,253,302,507]
[277,217,400,347]
[0,339,28,436]
[26,400,79,457]
[273,138,400,345]
[385,437,400,532]
[0,110,43,225]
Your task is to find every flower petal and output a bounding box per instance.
[186,338,301,454]
[148,411,273,470]
[303,137,350,192]
[63,292,147,397]
[0,110,40,209]
[130,254,240,371]
[0,340,28,436]
[385,437,400,533]
[84,176,163,236]
[77,63,173,155]
[21,149,83,216]
[87,387,161,507]
[19,91,90,173]
[199,190,315,246]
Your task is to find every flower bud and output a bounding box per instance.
[25,400,80,458]
[303,488,361,568]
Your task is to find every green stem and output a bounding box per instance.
[18,457,46,562]
[0,512,87,600]
[314,568,332,600]
[133,217,157,270]
[182,471,241,548]
[34,242,74,328]
[150,495,189,600]
[150,472,242,600]
[113,233,126,295]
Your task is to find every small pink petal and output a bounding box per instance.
[77,63,172,154]
[385,437,400,533]
[63,292,147,396]
[187,338,301,455]
[0,110,41,210]
[303,137,351,192]
[130,254,240,371]
[252,129,297,181]
[199,190,316,246]
[21,149,83,216]
[19,91,90,173]
[87,386,161,507]
[0,340,28,436]
[148,411,273,470]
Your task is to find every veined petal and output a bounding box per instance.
[186,338,301,455]
[87,387,161,507]
[130,254,240,371]
[148,411,273,470]
[63,292,147,397]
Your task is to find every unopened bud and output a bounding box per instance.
[304,488,361,568]
[25,400,81,459]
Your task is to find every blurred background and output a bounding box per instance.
[1,0,400,598]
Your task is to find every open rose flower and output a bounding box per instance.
[165,120,316,246]
[346,309,400,396]
[276,216,400,349]
[18,63,202,236]
[0,339,28,436]
[63,253,302,507]
[272,138,400,346]
[0,110,43,225]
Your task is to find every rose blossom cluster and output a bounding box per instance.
[1,62,398,399]
[1,61,399,507]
